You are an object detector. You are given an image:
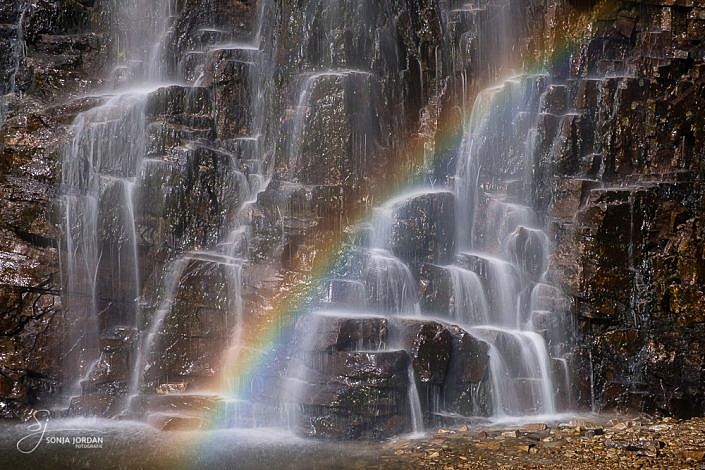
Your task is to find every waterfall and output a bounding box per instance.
[58,0,176,407]
[125,0,278,408]
[60,93,150,401]
[279,0,572,436]
[58,0,278,416]
[448,74,570,416]
[283,77,571,421]
[53,0,572,435]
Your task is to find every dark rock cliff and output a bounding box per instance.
[1,0,704,425]
[0,0,113,418]
[545,0,705,418]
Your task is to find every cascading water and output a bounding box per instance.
[123,0,279,416]
[125,257,189,408]
[288,74,571,428]
[60,92,153,401]
[114,0,173,84]
[54,0,572,438]
[58,0,177,407]
[406,364,425,435]
[280,0,572,437]
[362,194,427,316]
[449,74,569,416]
[58,0,279,418]
[447,265,489,324]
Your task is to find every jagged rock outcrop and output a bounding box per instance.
[545,0,705,417]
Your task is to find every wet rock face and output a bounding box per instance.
[290,314,409,438]
[294,350,412,439]
[443,326,492,416]
[68,326,137,416]
[166,0,255,76]
[389,191,456,272]
[0,2,24,95]
[289,315,491,438]
[282,71,389,192]
[0,0,113,418]
[202,49,254,139]
[418,263,454,315]
[394,319,452,385]
[545,0,705,417]
[12,0,113,98]
[293,314,390,353]
[144,258,237,393]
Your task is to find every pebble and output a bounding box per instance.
[475,442,500,450]
[683,449,705,461]
[521,423,548,432]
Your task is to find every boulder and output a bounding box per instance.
[393,319,451,385]
[443,326,492,416]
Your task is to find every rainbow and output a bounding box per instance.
[177,0,615,457]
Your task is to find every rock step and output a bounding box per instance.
[147,121,214,148]
[208,43,260,55]
[68,393,124,417]
[292,311,389,353]
[98,326,138,349]
[145,85,212,117]
[137,395,279,430]
[130,393,225,418]
[191,28,235,49]
[148,117,214,132]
